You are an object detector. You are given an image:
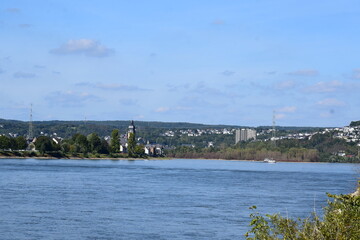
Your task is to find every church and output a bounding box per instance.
[119,120,136,153]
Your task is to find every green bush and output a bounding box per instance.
[245,182,360,240]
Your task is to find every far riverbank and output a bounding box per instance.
[1,154,359,164]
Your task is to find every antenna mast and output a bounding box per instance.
[272,110,276,147]
[28,104,34,140]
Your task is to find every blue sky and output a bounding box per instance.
[1,0,360,127]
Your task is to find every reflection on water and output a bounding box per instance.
[0,159,358,240]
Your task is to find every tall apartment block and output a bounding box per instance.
[235,128,256,144]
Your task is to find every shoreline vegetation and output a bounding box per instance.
[245,182,360,239]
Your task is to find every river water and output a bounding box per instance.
[0,158,358,239]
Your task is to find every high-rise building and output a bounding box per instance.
[235,128,256,144]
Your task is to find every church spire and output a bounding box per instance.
[127,120,136,139]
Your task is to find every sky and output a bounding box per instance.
[1,0,360,127]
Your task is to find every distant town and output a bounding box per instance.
[0,118,359,162]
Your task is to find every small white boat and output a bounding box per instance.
[264,158,276,163]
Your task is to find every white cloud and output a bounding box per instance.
[274,80,296,90]
[288,69,318,76]
[273,106,296,120]
[95,83,149,91]
[275,113,286,120]
[155,106,192,113]
[316,98,345,106]
[305,80,343,93]
[277,106,297,113]
[76,82,150,91]
[351,69,360,79]
[45,91,100,107]
[175,106,192,111]
[155,107,170,113]
[221,70,235,76]
[50,39,114,57]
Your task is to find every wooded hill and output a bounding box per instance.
[0,118,322,139]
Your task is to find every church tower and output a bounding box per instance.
[127,120,136,139]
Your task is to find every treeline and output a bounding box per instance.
[0,118,244,138]
[0,130,145,159]
[350,120,360,127]
[166,146,319,162]
[0,135,27,150]
[166,132,360,162]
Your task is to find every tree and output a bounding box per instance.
[15,136,27,150]
[0,135,11,150]
[74,134,89,153]
[60,142,71,153]
[35,136,53,154]
[99,139,110,154]
[87,133,102,153]
[110,129,120,153]
[134,144,145,158]
[127,133,136,157]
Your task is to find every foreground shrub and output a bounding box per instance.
[245,182,360,240]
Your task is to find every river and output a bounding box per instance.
[0,158,358,239]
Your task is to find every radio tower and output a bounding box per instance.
[28,104,34,140]
[272,110,276,147]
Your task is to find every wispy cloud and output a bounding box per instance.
[95,83,149,91]
[316,98,345,106]
[119,98,138,106]
[274,80,296,90]
[274,106,297,120]
[212,19,225,25]
[221,70,235,76]
[13,71,36,78]
[351,69,360,79]
[277,106,297,113]
[155,106,192,113]
[34,65,46,69]
[50,39,114,57]
[76,82,150,91]
[275,113,286,120]
[288,69,318,76]
[45,91,100,107]
[167,83,190,92]
[6,8,20,13]
[305,80,342,93]
[192,81,227,96]
[155,107,170,113]
[18,24,31,28]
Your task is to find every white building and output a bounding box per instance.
[235,128,256,144]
